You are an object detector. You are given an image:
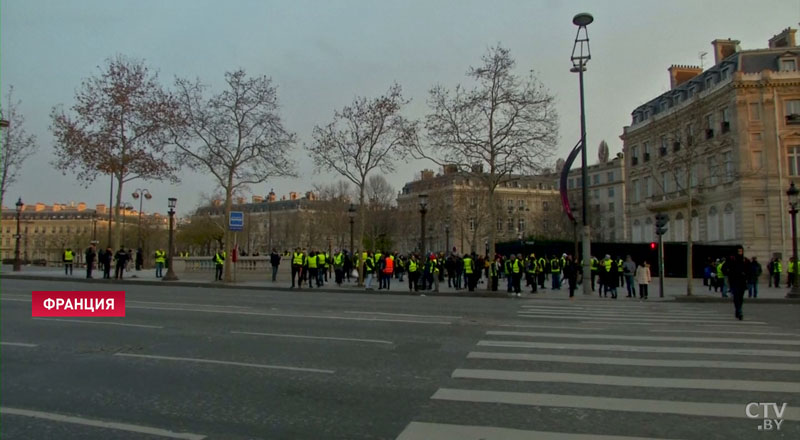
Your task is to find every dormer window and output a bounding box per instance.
[705,76,715,89]
[781,57,797,71]
[786,99,800,124]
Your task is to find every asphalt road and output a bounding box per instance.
[1,278,799,439]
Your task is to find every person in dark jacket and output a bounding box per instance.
[84,244,96,279]
[135,248,144,271]
[100,247,112,279]
[725,247,748,320]
[562,255,578,298]
[270,249,281,282]
[607,260,619,299]
[748,257,762,298]
[114,247,129,280]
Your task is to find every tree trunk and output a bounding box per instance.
[686,185,693,296]
[487,186,496,257]
[357,183,366,286]
[223,178,234,282]
[114,172,124,250]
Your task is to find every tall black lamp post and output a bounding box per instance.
[571,12,593,295]
[419,194,428,254]
[787,183,800,298]
[13,197,23,271]
[163,197,179,281]
[131,188,152,249]
[348,204,356,253]
[445,219,450,256]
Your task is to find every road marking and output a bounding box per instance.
[649,329,800,337]
[231,331,392,345]
[126,305,451,325]
[518,313,765,324]
[0,298,29,302]
[114,353,335,374]
[395,421,671,440]
[0,342,37,347]
[431,388,800,420]
[0,406,206,439]
[477,340,800,357]
[33,318,163,329]
[452,368,800,393]
[344,310,461,319]
[518,311,729,320]
[520,305,719,315]
[127,300,252,309]
[487,330,800,346]
[467,351,800,371]
[496,324,606,331]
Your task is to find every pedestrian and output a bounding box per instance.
[136,248,144,271]
[270,248,281,282]
[563,254,578,298]
[101,247,112,279]
[364,251,375,290]
[63,247,74,275]
[333,249,344,286]
[767,257,775,287]
[307,251,318,288]
[623,255,637,298]
[290,248,304,289]
[84,244,96,279]
[771,257,782,290]
[381,253,394,291]
[463,253,475,292]
[213,248,225,281]
[114,246,128,280]
[549,254,561,290]
[727,247,748,320]
[510,254,523,297]
[489,256,499,292]
[716,258,727,297]
[636,260,652,299]
[607,258,619,299]
[408,254,420,292]
[788,257,796,288]
[154,248,166,278]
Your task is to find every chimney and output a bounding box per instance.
[252,195,264,203]
[305,191,316,200]
[212,199,222,207]
[420,169,434,180]
[711,39,741,64]
[471,163,484,174]
[268,191,276,202]
[769,27,797,49]
[289,192,298,200]
[35,202,46,212]
[668,65,703,89]
[443,164,459,175]
[77,202,86,211]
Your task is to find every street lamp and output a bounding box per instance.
[419,194,428,254]
[348,203,356,253]
[571,12,593,296]
[445,219,450,256]
[131,188,152,249]
[163,197,179,281]
[13,197,23,271]
[787,182,800,298]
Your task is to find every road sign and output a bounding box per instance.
[229,211,244,231]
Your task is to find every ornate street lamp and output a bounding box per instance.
[787,182,800,298]
[571,12,594,295]
[419,194,428,254]
[163,197,179,281]
[13,197,23,271]
[348,203,356,254]
[131,188,152,249]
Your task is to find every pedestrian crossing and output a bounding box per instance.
[396,301,800,439]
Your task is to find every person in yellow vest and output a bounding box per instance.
[154,248,166,278]
[333,249,345,286]
[63,248,75,275]
[716,258,727,297]
[526,253,538,293]
[364,251,376,290]
[771,257,782,289]
[317,251,327,285]
[590,256,599,292]
[788,257,796,288]
[213,248,226,281]
[408,254,420,292]
[489,255,500,292]
[550,255,562,290]
[537,255,547,289]
[290,247,305,289]
[510,254,523,296]
[307,251,319,288]
[463,253,475,292]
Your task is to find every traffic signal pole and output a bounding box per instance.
[658,233,665,298]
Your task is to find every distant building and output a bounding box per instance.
[561,152,627,242]
[396,167,567,254]
[622,27,800,263]
[0,201,167,263]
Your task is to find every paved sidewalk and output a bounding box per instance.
[2,264,796,302]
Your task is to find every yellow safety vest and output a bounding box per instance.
[215,252,225,265]
[409,260,418,272]
[155,250,166,263]
[464,257,473,274]
[293,252,304,265]
[64,250,74,262]
[308,255,318,269]
[512,260,522,273]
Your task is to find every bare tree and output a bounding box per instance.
[409,45,559,256]
[307,83,416,281]
[171,69,297,281]
[51,55,179,249]
[0,86,38,207]
[365,174,395,209]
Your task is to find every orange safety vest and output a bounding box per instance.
[383,257,394,274]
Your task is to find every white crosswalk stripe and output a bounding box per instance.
[396,301,800,440]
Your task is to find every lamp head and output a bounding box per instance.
[788,182,799,206]
[168,197,177,209]
[15,197,23,211]
[572,13,593,27]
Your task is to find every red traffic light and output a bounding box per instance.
[650,242,657,250]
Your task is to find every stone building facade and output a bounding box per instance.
[622,27,800,263]
[562,153,627,242]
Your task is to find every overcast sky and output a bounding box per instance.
[2,0,798,215]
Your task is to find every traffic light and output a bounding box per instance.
[655,213,669,236]
[650,242,657,250]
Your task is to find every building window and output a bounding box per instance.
[644,217,654,242]
[723,151,734,181]
[542,201,549,211]
[686,123,695,146]
[707,207,719,241]
[608,202,615,211]
[708,156,719,185]
[518,199,525,210]
[607,171,614,182]
[786,100,800,124]
[608,187,615,197]
[507,199,513,210]
[723,204,735,240]
[721,107,731,133]
[593,189,599,199]
[749,103,761,121]
[645,177,653,198]
[469,197,477,208]
[788,146,800,177]
[576,177,582,187]
[660,135,668,156]
[568,178,575,189]
[751,132,762,142]
[632,179,640,202]
[593,174,600,185]
[781,58,797,71]
[631,145,639,165]
[705,114,715,138]
[497,219,503,232]
[507,218,514,232]
[608,216,616,228]
[632,220,642,242]
[643,142,651,162]
[518,219,525,233]
[661,171,670,194]
[674,212,686,241]
[469,218,476,232]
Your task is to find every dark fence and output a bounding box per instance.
[495,240,742,278]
